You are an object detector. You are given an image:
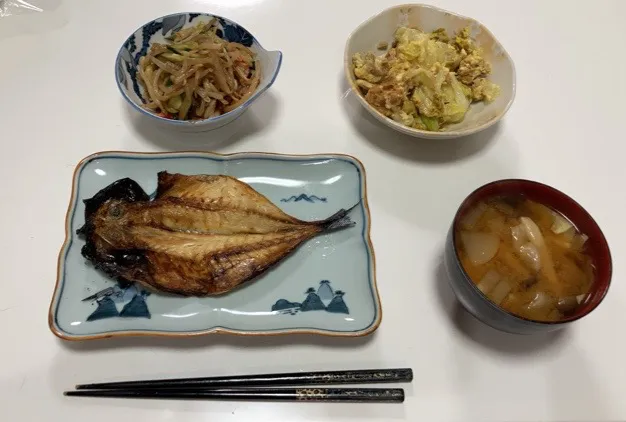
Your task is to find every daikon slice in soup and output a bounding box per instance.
[454,195,594,322]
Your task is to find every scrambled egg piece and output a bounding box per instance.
[352,52,387,83]
[471,78,500,102]
[457,51,491,85]
[454,27,476,54]
[430,28,450,43]
[351,26,499,131]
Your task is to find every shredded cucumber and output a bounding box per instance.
[167,95,183,110]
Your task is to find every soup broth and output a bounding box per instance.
[455,195,594,322]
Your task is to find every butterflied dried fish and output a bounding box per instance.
[77,172,356,296]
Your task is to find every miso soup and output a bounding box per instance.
[454,195,594,322]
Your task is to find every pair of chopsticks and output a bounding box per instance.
[65,368,412,403]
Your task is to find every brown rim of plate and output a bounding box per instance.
[343,3,517,137]
[48,151,381,341]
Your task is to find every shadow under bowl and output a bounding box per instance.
[443,179,612,334]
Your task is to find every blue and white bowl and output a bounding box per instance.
[115,12,282,132]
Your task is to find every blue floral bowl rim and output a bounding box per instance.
[48,150,382,341]
[114,12,283,126]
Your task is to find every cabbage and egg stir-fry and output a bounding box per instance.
[352,26,500,131]
[138,20,260,121]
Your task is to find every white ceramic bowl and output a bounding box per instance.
[116,12,282,132]
[344,4,516,139]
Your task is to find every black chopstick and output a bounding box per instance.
[75,368,413,390]
[65,387,405,403]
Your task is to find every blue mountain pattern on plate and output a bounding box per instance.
[280,194,327,203]
[85,283,151,321]
[271,299,302,311]
[120,292,151,319]
[271,280,349,316]
[86,297,119,321]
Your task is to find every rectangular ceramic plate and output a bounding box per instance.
[49,151,380,340]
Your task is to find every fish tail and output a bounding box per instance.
[318,201,361,232]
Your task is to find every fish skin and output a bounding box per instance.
[155,172,304,224]
[78,172,355,296]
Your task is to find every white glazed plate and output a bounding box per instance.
[49,151,380,340]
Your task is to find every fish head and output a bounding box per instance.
[89,200,138,250]
[81,199,150,283]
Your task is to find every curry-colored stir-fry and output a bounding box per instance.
[352,26,499,131]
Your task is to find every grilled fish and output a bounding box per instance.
[77,172,356,296]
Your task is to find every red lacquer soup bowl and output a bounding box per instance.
[444,179,612,334]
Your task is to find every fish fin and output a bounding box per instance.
[318,201,361,232]
[322,214,356,231]
[81,242,148,286]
